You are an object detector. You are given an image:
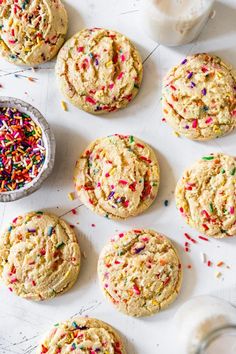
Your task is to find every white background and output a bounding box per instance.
[0,1,236,353]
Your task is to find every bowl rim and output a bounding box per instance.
[0,96,56,202]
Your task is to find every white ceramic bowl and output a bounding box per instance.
[0,97,56,202]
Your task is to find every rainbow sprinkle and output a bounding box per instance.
[0,107,46,192]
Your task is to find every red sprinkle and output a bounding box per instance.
[184,233,197,244]
[85,96,96,105]
[198,236,209,241]
[207,261,211,267]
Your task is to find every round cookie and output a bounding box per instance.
[0,0,68,66]
[98,229,182,317]
[36,317,126,354]
[74,134,160,219]
[0,211,80,300]
[175,153,236,238]
[162,53,236,140]
[55,27,143,114]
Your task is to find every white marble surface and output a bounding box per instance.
[0,1,236,353]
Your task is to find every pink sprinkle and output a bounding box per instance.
[180,207,184,213]
[10,278,18,284]
[105,173,110,178]
[117,72,124,80]
[114,260,121,264]
[192,119,198,128]
[71,209,77,215]
[77,46,84,52]
[230,207,235,215]
[119,180,128,185]
[104,284,108,288]
[119,233,124,238]
[121,54,126,62]
[85,96,96,105]
[97,182,101,187]
[205,117,213,124]
[9,287,13,292]
[109,83,114,89]
[91,224,96,227]
[232,110,236,116]
[133,284,141,295]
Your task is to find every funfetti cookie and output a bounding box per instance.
[176,153,236,238]
[56,28,143,114]
[0,211,81,300]
[98,229,182,317]
[74,134,160,219]
[36,317,126,354]
[0,0,68,66]
[162,54,236,140]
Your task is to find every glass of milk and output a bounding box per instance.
[141,0,215,46]
[174,296,236,354]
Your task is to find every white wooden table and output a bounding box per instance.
[0,1,236,353]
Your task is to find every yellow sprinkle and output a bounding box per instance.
[8,18,13,26]
[68,192,75,201]
[106,61,113,68]
[213,125,221,134]
[173,131,180,138]
[152,300,158,306]
[109,168,116,176]
[61,101,68,111]
[24,48,31,52]
[217,72,222,78]
[215,271,222,278]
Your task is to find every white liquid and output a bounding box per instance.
[141,0,215,46]
[174,296,236,354]
[205,335,236,354]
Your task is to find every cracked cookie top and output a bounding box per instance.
[176,153,236,238]
[98,229,182,317]
[0,0,68,66]
[56,28,143,114]
[74,134,160,219]
[0,211,80,300]
[162,54,236,140]
[36,317,126,354]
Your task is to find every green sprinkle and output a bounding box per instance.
[221,169,225,174]
[47,226,53,236]
[152,182,158,186]
[134,84,139,89]
[230,167,236,176]
[209,203,214,213]
[56,242,65,249]
[54,323,59,327]
[36,211,43,214]
[202,156,214,160]
[129,136,134,143]
[72,321,78,329]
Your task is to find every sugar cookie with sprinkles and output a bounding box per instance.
[0,0,68,66]
[74,134,160,219]
[176,153,236,238]
[0,211,80,300]
[98,229,182,317]
[36,317,126,354]
[56,27,143,114]
[162,53,236,140]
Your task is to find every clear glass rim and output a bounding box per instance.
[196,325,236,354]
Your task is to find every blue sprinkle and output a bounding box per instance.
[47,226,53,236]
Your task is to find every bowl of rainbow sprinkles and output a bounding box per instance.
[0,97,55,202]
